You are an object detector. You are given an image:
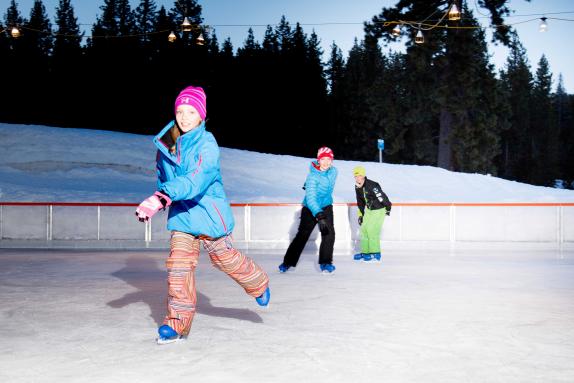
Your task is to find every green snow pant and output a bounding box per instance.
[360,208,386,254]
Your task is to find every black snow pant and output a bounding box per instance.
[283,205,335,267]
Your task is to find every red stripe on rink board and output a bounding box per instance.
[1,202,574,207]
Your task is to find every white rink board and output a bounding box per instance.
[1,204,574,248]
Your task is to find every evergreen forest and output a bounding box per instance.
[1,0,573,188]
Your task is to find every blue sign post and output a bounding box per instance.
[377,139,385,163]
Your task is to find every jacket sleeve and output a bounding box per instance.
[158,140,219,202]
[304,175,323,217]
[156,150,167,190]
[355,186,365,216]
[378,185,392,214]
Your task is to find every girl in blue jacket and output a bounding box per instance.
[279,147,338,273]
[136,86,270,344]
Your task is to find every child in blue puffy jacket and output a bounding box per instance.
[136,86,270,344]
[279,147,338,274]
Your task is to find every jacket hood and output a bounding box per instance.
[310,160,334,174]
[154,121,206,163]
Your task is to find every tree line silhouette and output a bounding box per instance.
[1,0,573,188]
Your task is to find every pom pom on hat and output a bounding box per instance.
[174,86,207,120]
[317,147,334,161]
[353,166,366,177]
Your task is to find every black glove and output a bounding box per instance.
[385,206,391,216]
[315,212,330,235]
[358,216,363,225]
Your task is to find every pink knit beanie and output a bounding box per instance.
[174,86,207,120]
[317,146,334,161]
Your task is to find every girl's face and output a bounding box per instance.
[319,157,333,171]
[176,104,202,133]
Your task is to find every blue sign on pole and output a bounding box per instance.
[377,139,385,150]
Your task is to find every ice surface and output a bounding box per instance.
[1,247,573,383]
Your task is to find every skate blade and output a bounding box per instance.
[156,335,185,345]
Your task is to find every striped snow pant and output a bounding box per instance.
[163,231,269,336]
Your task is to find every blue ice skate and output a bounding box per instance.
[353,253,364,261]
[320,263,336,274]
[157,325,184,345]
[372,252,381,262]
[256,286,270,307]
[362,253,373,262]
[278,263,291,273]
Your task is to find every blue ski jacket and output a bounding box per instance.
[303,161,338,217]
[153,121,234,238]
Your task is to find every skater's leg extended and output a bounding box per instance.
[164,231,200,337]
[283,207,317,267]
[204,235,269,298]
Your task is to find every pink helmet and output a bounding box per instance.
[174,86,207,120]
[317,146,334,160]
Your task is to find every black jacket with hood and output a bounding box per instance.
[355,177,392,216]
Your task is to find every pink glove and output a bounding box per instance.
[135,191,172,222]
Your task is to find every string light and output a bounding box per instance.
[181,17,192,33]
[415,29,424,44]
[448,3,462,21]
[539,17,548,32]
[2,8,571,42]
[391,23,401,37]
[196,32,205,45]
[11,26,21,38]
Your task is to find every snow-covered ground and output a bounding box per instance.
[1,123,574,203]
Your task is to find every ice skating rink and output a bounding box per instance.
[1,247,573,383]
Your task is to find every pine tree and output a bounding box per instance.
[53,0,82,60]
[335,38,388,160]
[134,0,157,47]
[553,76,574,187]
[440,7,508,174]
[499,37,533,181]
[51,0,83,127]
[326,42,344,94]
[1,1,27,122]
[4,0,25,28]
[0,20,12,121]
[377,51,409,163]
[276,15,292,53]
[23,0,52,57]
[150,5,175,56]
[530,55,557,185]
[205,27,220,56]
[262,25,278,55]
[237,27,259,57]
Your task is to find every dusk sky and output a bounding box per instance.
[6,0,574,91]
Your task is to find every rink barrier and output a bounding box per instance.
[0,202,573,249]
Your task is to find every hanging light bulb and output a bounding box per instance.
[182,16,193,33]
[539,17,548,32]
[448,3,461,21]
[196,32,205,46]
[415,29,424,44]
[168,31,177,43]
[391,24,401,37]
[11,26,21,38]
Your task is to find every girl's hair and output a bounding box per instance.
[158,122,182,154]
